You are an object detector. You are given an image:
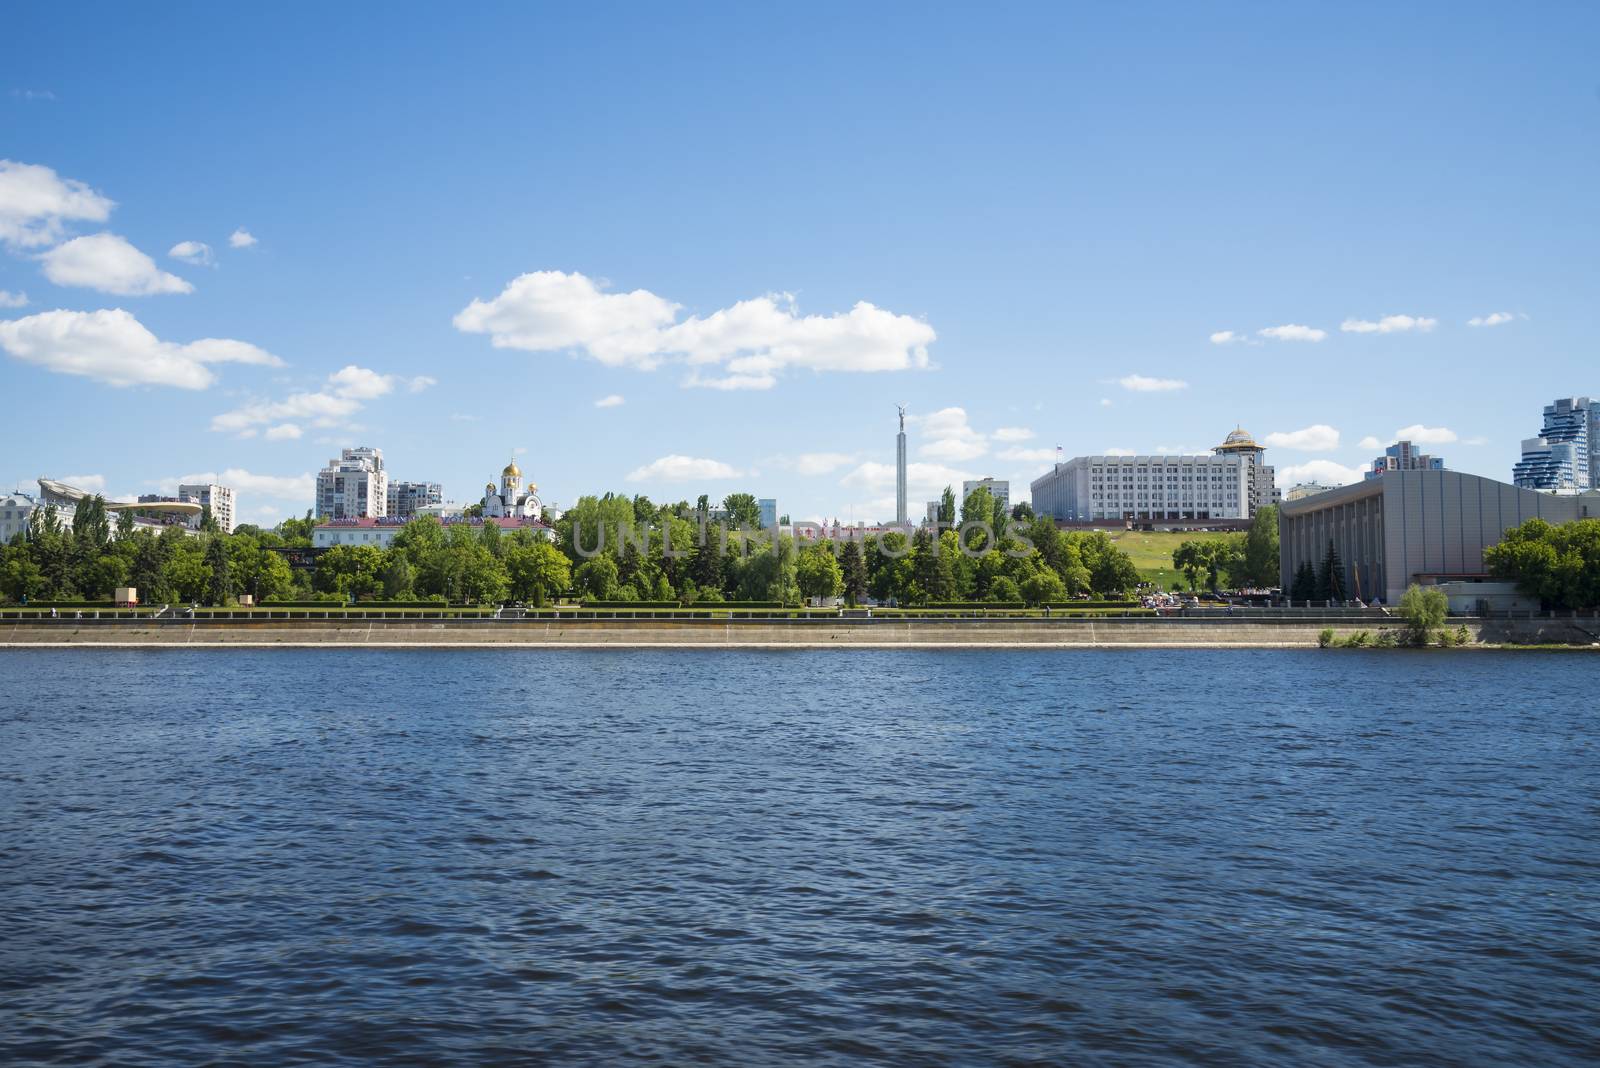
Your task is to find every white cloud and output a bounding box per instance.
[454,270,934,388]
[913,406,988,461]
[211,364,419,435]
[450,412,481,422]
[793,452,855,476]
[264,423,302,441]
[625,455,742,482]
[1098,397,1112,407]
[0,160,114,248]
[229,228,257,248]
[42,233,193,295]
[992,426,1034,442]
[1358,435,1382,450]
[1264,424,1340,451]
[840,460,975,508]
[1279,459,1364,487]
[1104,447,1136,456]
[1341,314,1437,335]
[407,375,436,393]
[1257,324,1327,342]
[1118,374,1188,392]
[1394,424,1458,445]
[594,393,625,408]
[60,473,106,494]
[159,468,314,503]
[1462,436,1489,446]
[1467,311,1516,328]
[997,446,1057,462]
[0,289,26,308]
[1209,330,1242,345]
[168,240,215,267]
[0,308,280,389]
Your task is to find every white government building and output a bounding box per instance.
[1030,428,1279,523]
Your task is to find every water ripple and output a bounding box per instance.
[0,648,1596,1066]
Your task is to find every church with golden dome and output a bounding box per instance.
[482,457,542,518]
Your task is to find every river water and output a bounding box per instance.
[1,649,1595,1066]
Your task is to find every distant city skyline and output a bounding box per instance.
[3,4,1597,524]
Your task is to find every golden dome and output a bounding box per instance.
[1216,426,1261,451]
[502,459,521,478]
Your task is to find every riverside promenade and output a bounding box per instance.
[3,613,1596,648]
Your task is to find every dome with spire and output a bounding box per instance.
[1215,426,1261,452]
[502,458,521,479]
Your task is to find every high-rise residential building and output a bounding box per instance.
[315,446,388,519]
[177,482,236,532]
[1365,440,1446,481]
[1212,428,1279,513]
[961,478,1010,516]
[895,405,908,525]
[758,498,778,528]
[1513,397,1597,492]
[1030,428,1277,523]
[387,480,443,520]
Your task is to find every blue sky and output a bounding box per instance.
[3,2,1597,525]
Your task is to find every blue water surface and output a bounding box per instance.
[1,649,1595,1066]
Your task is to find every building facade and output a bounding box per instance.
[387,481,443,520]
[962,478,1010,515]
[1365,440,1445,480]
[313,515,550,549]
[316,446,388,519]
[177,482,236,532]
[758,498,778,528]
[0,492,36,543]
[1513,396,1597,492]
[1030,429,1279,523]
[1285,482,1337,501]
[482,458,540,518]
[1279,469,1600,605]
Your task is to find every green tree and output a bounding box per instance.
[839,539,867,606]
[1021,569,1067,606]
[379,551,414,599]
[205,536,232,605]
[1173,541,1204,590]
[722,493,762,528]
[960,486,994,529]
[937,486,956,527]
[1241,505,1280,587]
[1011,502,1035,522]
[989,574,1022,602]
[796,544,844,604]
[1398,583,1449,644]
[1316,539,1347,602]
[574,556,619,599]
[910,526,951,602]
[1290,559,1318,602]
[1485,516,1600,610]
[506,541,572,604]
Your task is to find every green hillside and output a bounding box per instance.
[1103,529,1239,589]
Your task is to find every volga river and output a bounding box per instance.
[1,649,1595,1066]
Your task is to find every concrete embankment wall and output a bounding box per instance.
[2,618,1593,648]
[0,618,1519,648]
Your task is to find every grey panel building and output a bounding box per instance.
[1280,469,1600,605]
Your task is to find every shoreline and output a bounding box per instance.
[2,618,1596,650]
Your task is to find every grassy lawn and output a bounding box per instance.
[1104,529,1238,589]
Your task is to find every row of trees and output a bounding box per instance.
[1,485,1148,607]
[1170,506,1279,592]
[552,485,1142,605]
[1485,517,1600,610]
[0,496,298,605]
